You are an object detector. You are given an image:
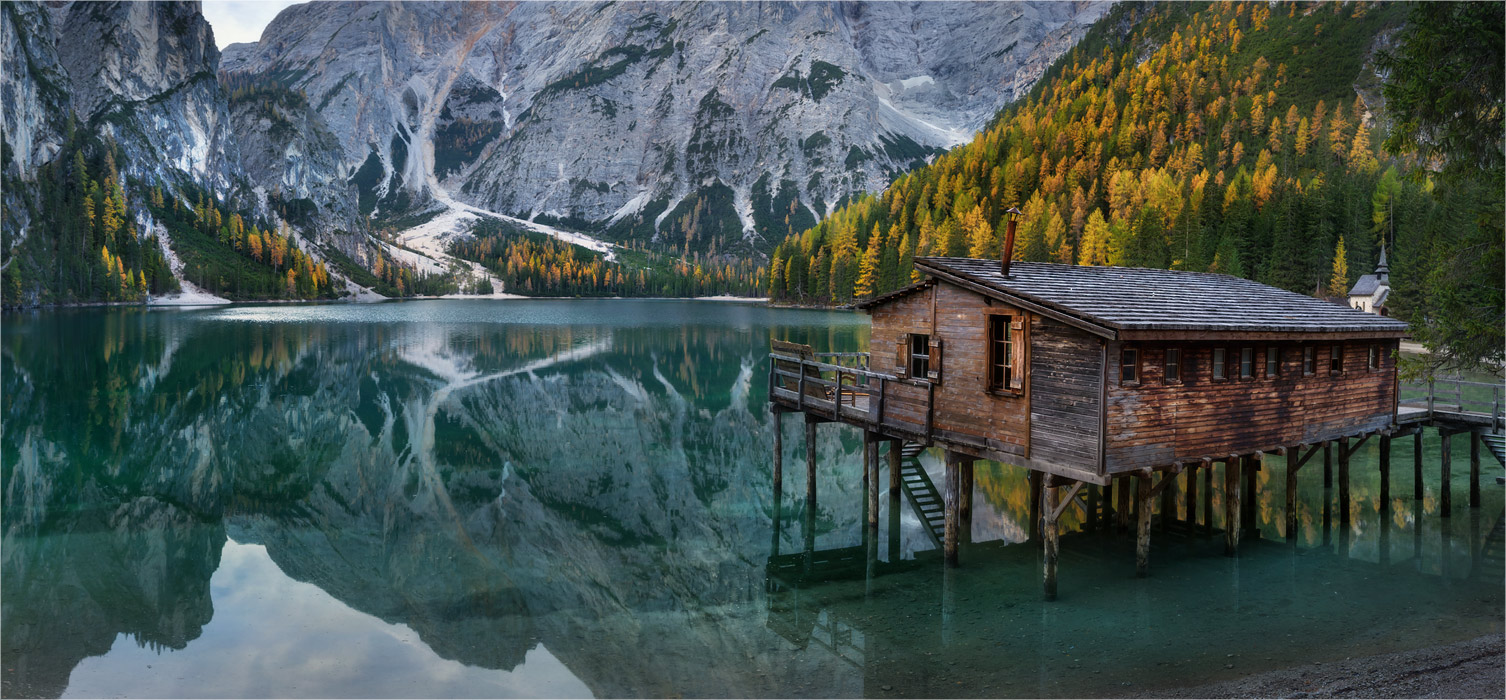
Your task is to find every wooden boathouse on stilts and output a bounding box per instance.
[765,219,1445,599]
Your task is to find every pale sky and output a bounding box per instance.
[202,0,302,49]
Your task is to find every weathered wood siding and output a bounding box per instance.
[867,282,1106,477]
[1103,339,1400,471]
[1029,317,1104,469]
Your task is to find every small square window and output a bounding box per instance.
[1165,347,1182,383]
[1303,346,1316,376]
[909,334,930,378]
[1265,346,1280,378]
[1240,347,1254,379]
[1212,348,1227,380]
[1121,347,1139,384]
[988,316,1012,391]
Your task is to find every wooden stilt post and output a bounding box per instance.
[1469,430,1481,508]
[1160,470,1175,531]
[1243,454,1259,534]
[1440,430,1452,518]
[1186,464,1199,527]
[944,451,961,567]
[1043,478,1061,599]
[1225,456,1242,556]
[1414,430,1424,499]
[1116,475,1132,531]
[1339,436,1351,527]
[888,440,902,496]
[1028,471,1043,540]
[960,459,974,542]
[1286,447,1299,543]
[805,421,818,504]
[1379,434,1391,510]
[1136,474,1152,577]
[1101,479,1113,529]
[1203,462,1213,535]
[772,410,784,495]
[866,433,879,532]
[1322,441,1333,488]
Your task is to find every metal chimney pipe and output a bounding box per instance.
[1001,206,1023,276]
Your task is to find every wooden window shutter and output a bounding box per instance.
[896,335,909,378]
[1008,316,1027,390]
[927,338,943,382]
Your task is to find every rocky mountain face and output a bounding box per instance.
[1,1,240,245]
[221,0,1109,256]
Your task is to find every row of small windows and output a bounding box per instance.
[1121,344,1384,384]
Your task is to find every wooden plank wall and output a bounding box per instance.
[1103,339,1399,471]
[867,284,1050,462]
[1029,316,1104,469]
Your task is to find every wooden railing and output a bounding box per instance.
[1400,377,1505,430]
[768,352,936,439]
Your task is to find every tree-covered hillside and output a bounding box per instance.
[767,1,1491,315]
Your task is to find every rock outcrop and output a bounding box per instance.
[221,1,1110,254]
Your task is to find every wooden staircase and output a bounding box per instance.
[1482,433,1506,484]
[896,442,946,548]
[1481,433,1505,465]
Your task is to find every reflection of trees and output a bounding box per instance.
[1,307,871,698]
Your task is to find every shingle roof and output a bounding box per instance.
[1348,274,1381,297]
[895,258,1409,336]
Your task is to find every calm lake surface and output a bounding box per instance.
[2,300,1501,698]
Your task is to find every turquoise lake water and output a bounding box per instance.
[1,300,1501,698]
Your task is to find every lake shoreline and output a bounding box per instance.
[1138,633,1504,699]
[1,295,774,312]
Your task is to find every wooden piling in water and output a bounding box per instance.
[1285,447,1298,542]
[1414,430,1424,499]
[1440,430,1452,518]
[1379,434,1391,510]
[1469,430,1481,508]
[1116,475,1132,531]
[1186,463,1198,527]
[1203,462,1214,535]
[959,459,974,541]
[1028,471,1043,540]
[772,410,783,495]
[944,451,961,567]
[1323,441,1333,488]
[1225,456,1242,556]
[805,421,818,505]
[888,440,902,496]
[1243,454,1259,534]
[866,433,879,532]
[1043,481,1060,599]
[1136,475,1152,576]
[1339,436,1351,526]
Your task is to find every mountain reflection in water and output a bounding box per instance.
[2,301,1500,699]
